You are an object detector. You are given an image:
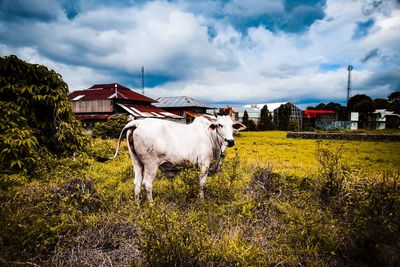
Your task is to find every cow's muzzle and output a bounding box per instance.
[227,139,235,147]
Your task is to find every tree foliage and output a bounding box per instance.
[257,105,274,131]
[388,91,400,103]
[241,110,249,130]
[0,55,88,174]
[246,119,257,131]
[275,104,291,130]
[374,98,390,110]
[347,94,376,113]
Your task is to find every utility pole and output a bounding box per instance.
[347,65,353,104]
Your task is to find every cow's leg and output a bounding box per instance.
[199,163,210,199]
[127,130,144,202]
[142,164,158,202]
[133,165,143,202]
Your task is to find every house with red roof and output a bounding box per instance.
[303,109,338,130]
[68,83,183,127]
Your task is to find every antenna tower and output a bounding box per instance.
[141,66,145,96]
[347,64,353,104]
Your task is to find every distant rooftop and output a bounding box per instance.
[233,107,261,114]
[155,96,216,109]
[243,102,289,111]
[68,83,156,103]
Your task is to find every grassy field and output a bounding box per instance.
[230,131,400,176]
[1,131,399,266]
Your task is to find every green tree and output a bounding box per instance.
[326,102,347,121]
[275,104,291,130]
[247,119,257,131]
[257,105,274,131]
[315,103,327,110]
[387,91,400,114]
[0,55,88,174]
[374,98,390,109]
[242,110,249,129]
[388,91,400,103]
[347,94,375,113]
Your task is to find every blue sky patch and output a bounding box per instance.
[319,63,342,72]
[352,18,374,39]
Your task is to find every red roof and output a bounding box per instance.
[304,110,335,119]
[69,83,156,103]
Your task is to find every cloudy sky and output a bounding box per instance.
[1,0,399,106]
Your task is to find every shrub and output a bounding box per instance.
[92,115,130,139]
[287,120,299,131]
[315,142,349,198]
[0,55,88,175]
[337,171,400,266]
[138,202,266,266]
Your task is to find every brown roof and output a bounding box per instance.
[69,83,156,103]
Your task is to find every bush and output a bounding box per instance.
[315,142,349,198]
[0,55,88,175]
[138,201,266,266]
[337,171,400,266]
[287,120,299,131]
[92,115,130,139]
[314,143,400,266]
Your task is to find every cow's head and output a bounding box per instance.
[209,115,246,147]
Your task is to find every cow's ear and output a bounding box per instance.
[209,123,218,130]
[233,122,246,131]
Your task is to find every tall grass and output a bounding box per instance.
[1,134,399,266]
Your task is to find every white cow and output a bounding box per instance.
[100,115,245,202]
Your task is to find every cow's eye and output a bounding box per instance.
[219,124,223,128]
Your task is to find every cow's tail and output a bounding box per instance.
[96,120,138,162]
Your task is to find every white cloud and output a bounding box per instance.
[1,0,398,104]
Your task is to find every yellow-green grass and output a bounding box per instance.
[227,131,400,176]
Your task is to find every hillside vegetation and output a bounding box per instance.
[1,133,399,266]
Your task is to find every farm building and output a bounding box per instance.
[154,96,216,123]
[243,102,288,114]
[367,109,400,129]
[240,102,302,130]
[232,107,261,123]
[68,83,183,128]
[303,110,337,130]
[273,103,303,130]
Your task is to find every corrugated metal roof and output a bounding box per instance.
[154,96,215,109]
[117,103,183,119]
[68,83,156,103]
